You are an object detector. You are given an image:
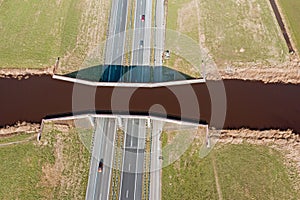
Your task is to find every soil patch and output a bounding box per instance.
[0,122,39,136]
[213,58,300,84]
[0,67,54,79]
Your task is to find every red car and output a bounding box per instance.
[141,14,145,22]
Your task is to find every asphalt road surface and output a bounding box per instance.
[104,0,129,82]
[86,118,117,200]
[149,120,164,200]
[130,0,152,83]
[153,0,165,82]
[119,118,147,199]
[86,0,163,198]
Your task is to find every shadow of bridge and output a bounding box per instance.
[65,65,196,83]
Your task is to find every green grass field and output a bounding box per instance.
[166,0,199,42]
[0,134,54,199]
[277,0,300,53]
[0,132,34,144]
[162,134,300,200]
[166,0,289,69]
[0,125,91,199]
[165,0,201,78]
[0,0,82,69]
[199,0,289,67]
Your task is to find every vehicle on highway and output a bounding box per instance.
[141,14,145,21]
[140,40,144,48]
[98,159,104,173]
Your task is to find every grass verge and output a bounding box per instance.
[165,0,201,78]
[0,132,35,144]
[277,0,300,54]
[162,135,300,199]
[0,123,91,199]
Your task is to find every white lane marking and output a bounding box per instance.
[105,119,117,199]
[119,119,129,200]
[133,119,141,200]
[120,0,130,67]
[130,0,139,66]
[126,190,129,198]
[129,163,131,171]
[107,0,120,64]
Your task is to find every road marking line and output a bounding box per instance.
[106,119,117,199]
[119,119,128,200]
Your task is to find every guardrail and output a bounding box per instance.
[52,74,205,87]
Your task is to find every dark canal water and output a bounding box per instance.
[0,75,299,133]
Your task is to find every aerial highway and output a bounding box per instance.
[85,0,166,199]
[104,0,128,82]
[119,118,146,199]
[153,0,165,82]
[86,118,117,199]
[149,120,164,200]
[130,0,152,82]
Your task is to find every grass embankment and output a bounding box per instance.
[162,132,300,200]
[0,0,82,69]
[0,124,92,199]
[0,133,34,144]
[277,0,300,54]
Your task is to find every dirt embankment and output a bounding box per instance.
[0,122,40,136]
[209,55,300,84]
[219,129,300,183]
[0,67,54,79]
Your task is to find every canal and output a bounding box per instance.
[0,76,299,133]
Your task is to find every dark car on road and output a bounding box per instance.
[140,40,144,48]
[141,14,145,21]
[98,159,104,173]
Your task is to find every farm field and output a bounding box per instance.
[277,0,300,54]
[0,0,82,69]
[0,123,92,199]
[166,0,289,71]
[162,133,300,200]
[0,0,110,72]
